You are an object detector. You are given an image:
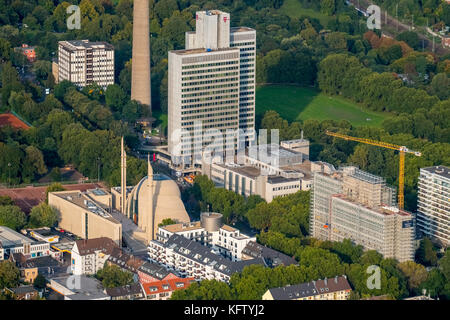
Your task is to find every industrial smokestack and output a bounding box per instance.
[131,0,151,111]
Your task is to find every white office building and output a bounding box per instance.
[417,166,450,247]
[168,10,256,167]
[57,40,114,88]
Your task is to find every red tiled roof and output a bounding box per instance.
[0,113,30,130]
[0,183,103,213]
[141,277,195,296]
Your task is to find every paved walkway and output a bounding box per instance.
[109,209,148,255]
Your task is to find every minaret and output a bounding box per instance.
[147,153,154,241]
[121,137,127,215]
[131,0,151,111]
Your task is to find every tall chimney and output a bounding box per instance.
[121,137,127,215]
[131,0,151,111]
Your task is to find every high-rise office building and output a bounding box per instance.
[417,166,450,247]
[309,165,414,262]
[57,40,114,88]
[168,10,256,166]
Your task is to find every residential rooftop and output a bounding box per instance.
[268,276,351,300]
[421,166,450,179]
[153,234,265,276]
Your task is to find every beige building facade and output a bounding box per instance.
[48,189,122,245]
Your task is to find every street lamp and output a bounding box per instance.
[97,157,101,182]
[7,162,11,187]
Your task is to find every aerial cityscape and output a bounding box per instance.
[0,0,449,305]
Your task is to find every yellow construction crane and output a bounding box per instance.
[325,130,422,209]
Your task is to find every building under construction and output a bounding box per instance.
[309,166,415,262]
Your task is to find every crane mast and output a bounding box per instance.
[325,130,421,209]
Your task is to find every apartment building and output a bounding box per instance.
[169,10,256,166]
[57,40,114,88]
[262,276,352,300]
[71,237,118,275]
[309,165,414,262]
[310,166,396,240]
[148,234,265,282]
[331,195,415,262]
[416,166,450,247]
[157,212,255,261]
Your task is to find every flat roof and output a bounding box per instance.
[0,226,34,247]
[230,27,256,32]
[52,191,119,224]
[422,166,450,179]
[332,194,412,217]
[51,275,109,300]
[170,47,239,56]
[218,164,261,179]
[162,221,203,233]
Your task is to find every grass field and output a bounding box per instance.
[255,85,389,127]
[278,0,333,26]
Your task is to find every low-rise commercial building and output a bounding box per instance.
[0,226,51,260]
[49,275,110,300]
[262,276,352,300]
[48,189,122,245]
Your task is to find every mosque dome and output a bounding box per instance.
[126,173,190,240]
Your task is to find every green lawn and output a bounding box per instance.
[278,0,333,26]
[256,85,389,127]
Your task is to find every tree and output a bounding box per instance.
[397,261,428,292]
[0,196,13,206]
[430,73,450,100]
[158,218,177,227]
[105,84,127,112]
[29,203,59,228]
[45,183,65,203]
[33,274,47,290]
[171,280,233,300]
[396,31,420,50]
[0,205,26,230]
[438,249,450,282]
[96,264,134,288]
[0,261,20,289]
[415,237,438,266]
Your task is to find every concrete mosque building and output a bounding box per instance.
[49,137,190,246]
[111,138,190,244]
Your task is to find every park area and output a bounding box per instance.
[255,85,390,127]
